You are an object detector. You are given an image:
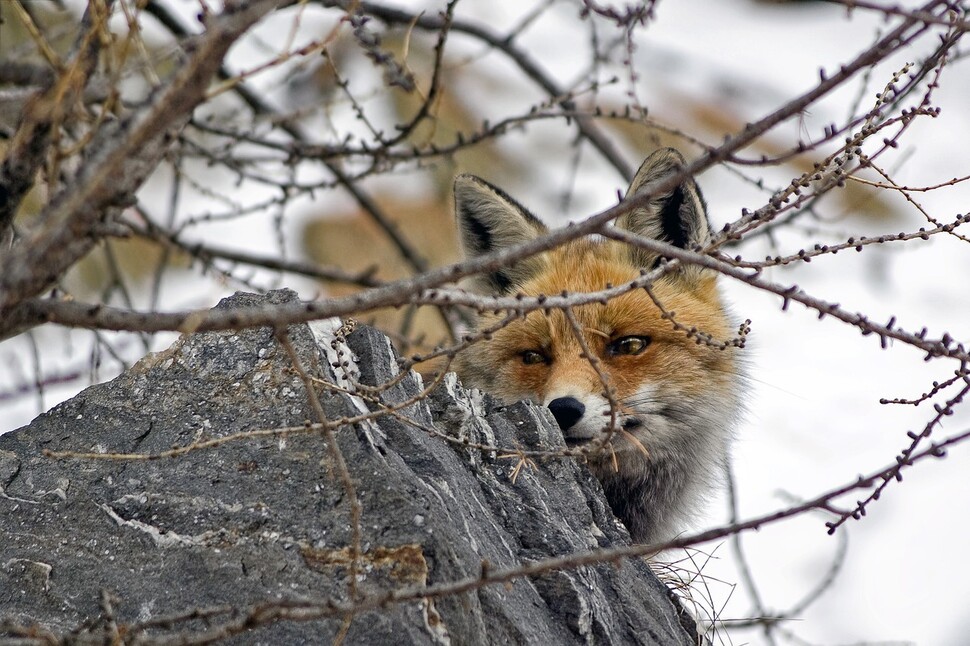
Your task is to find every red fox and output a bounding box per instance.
[452,148,744,545]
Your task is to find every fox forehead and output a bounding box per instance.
[504,238,730,349]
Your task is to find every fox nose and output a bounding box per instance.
[548,397,585,431]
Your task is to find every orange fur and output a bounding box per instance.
[457,238,736,418]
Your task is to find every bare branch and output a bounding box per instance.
[0,0,282,321]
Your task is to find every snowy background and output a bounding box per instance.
[2,1,968,644]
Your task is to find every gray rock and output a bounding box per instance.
[0,290,697,645]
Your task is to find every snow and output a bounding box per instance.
[2,1,968,643]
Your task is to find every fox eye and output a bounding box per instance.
[608,335,651,356]
[520,350,548,365]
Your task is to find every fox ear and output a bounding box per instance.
[616,148,712,274]
[454,174,548,294]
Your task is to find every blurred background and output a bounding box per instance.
[2,1,969,643]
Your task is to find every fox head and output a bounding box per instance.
[452,148,744,544]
